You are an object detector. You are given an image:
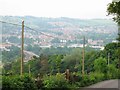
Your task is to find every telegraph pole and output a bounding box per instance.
[108,53,110,75]
[108,53,110,66]
[21,21,24,75]
[82,36,85,77]
[29,64,31,76]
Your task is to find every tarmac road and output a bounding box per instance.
[87,79,119,88]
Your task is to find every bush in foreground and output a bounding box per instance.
[2,74,37,90]
[42,73,70,89]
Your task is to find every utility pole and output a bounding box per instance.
[108,53,110,66]
[82,36,85,77]
[29,64,31,76]
[21,21,24,75]
[108,53,110,75]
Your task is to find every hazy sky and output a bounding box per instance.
[0,0,112,19]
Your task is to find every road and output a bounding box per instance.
[24,50,39,62]
[86,79,119,88]
[9,42,39,62]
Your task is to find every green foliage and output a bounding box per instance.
[80,75,90,87]
[90,72,105,82]
[51,38,60,43]
[26,54,49,76]
[107,64,119,79]
[8,36,20,44]
[2,74,37,90]
[107,1,120,24]
[10,59,21,75]
[2,42,120,89]
[49,55,63,73]
[108,5,120,47]
[26,44,42,55]
[43,73,68,88]
[94,57,107,73]
[118,69,120,79]
[27,58,41,76]
[85,51,99,73]
[67,83,79,90]
[2,46,20,63]
[41,47,74,55]
[3,58,30,75]
[63,48,82,72]
[105,43,118,51]
[78,72,105,87]
[43,73,69,89]
[55,55,62,72]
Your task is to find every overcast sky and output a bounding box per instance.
[0,0,112,19]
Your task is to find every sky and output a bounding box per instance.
[0,0,113,19]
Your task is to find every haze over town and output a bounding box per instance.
[0,0,112,19]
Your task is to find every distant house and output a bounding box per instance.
[0,43,11,51]
[88,39,103,46]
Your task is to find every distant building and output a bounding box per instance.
[60,39,67,43]
[90,45,104,50]
[0,43,11,51]
[112,40,118,43]
[67,44,86,48]
[88,39,103,46]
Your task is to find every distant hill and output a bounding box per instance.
[0,16,118,45]
[1,16,117,27]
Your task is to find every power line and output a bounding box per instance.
[0,20,21,26]
[24,26,55,38]
[0,20,55,38]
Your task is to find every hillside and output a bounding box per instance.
[0,16,118,51]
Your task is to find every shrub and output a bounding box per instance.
[2,74,37,90]
[80,75,90,87]
[42,73,69,89]
[93,72,105,82]
[89,73,96,84]
[118,69,120,79]
[69,72,81,83]
[79,72,105,87]
[67,83,79,90]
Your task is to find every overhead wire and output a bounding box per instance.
[24,25,55,38]
[0,20,21,26]
[0,20,56,38]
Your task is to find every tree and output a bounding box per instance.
[94,57,107,73]
[39,54,49,74]
[2,74,37,90]
[103,43,118,62]
[107,64,118,79]
[107,1,120,42]
[63,48,82,72]
[85,51,99,73]
[55,55,62,73]
[48,55,63,74]
[107,1,120,69]
[43,73,69,89]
